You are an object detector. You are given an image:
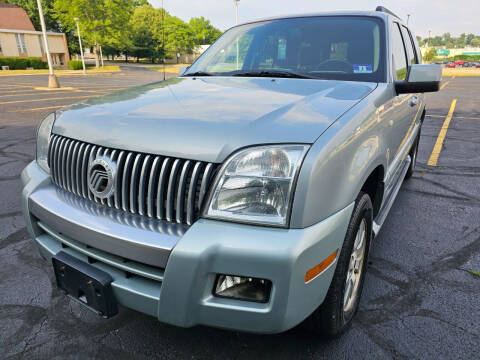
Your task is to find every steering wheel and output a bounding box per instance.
[316,59,352,73]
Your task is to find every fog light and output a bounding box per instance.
[214,275,272,303]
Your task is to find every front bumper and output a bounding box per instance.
[21,160,354,333]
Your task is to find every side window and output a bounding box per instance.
[401,26,417,65]
[391,23,407,80]
[409,29,422,64]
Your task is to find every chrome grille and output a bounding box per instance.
[48,134,217,225]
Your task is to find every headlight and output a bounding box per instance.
[36,112,56,173]
[204,144,310,227]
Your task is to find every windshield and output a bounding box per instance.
[185,16,386,82]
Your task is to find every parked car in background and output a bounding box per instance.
[455,60,465,66]
[448,62,456,68]
[22,7,441,337]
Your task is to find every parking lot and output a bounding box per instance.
[1,68,479,359]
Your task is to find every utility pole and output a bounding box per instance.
[234,0,240,70]
[36,0,59,88]
[74,18,86,75]
[234,0,239,25]
[406,14,411,25]
[162,0,166,80]
[100,45,104,67]
[428,30,432,48]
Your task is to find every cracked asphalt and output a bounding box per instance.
[1,69,479,359]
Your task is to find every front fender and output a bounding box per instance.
[291,84,391,228]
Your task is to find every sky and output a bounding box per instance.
[151,0,480,38]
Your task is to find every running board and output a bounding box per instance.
[372,155,411,238]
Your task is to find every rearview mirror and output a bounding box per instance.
[179,66,189,76]
[395,64,442,94]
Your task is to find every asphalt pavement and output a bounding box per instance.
[0,68,479,359]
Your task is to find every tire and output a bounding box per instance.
[405,129,421,179]
[305,192,373,338]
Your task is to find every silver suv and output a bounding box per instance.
[22,7,441,336]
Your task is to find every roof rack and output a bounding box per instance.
[375,6,402,20]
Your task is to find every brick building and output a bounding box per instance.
[0,2,69,67]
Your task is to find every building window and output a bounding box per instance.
[0,41,3,54]
[38,35,45,54]
[15,33,27,54]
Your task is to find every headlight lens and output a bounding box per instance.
[204,145,309,227]
[36,112,55,173]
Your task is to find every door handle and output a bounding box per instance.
[409,96,419,107]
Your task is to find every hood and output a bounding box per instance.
[53,77,376,163]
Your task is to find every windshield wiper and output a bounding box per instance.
[184,71,213,77]
[231,70,313,79]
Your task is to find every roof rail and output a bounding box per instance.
[375,6,402,20]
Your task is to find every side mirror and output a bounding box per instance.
[395,64,442,94]
[178,66,189,77]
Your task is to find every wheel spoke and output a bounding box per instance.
[344,218,368,313]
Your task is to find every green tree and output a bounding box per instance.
[53,0,135,68]
[471,38,480,47]
[128,4,161,62]
[423,48,436,62]
[465,33,475,46]
[189,16,222,45]
[165,16,195,62]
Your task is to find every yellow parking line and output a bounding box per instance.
[0,95,96,105]
[427,99,457,166]
[10,105,68,112]
[440,81,450,90]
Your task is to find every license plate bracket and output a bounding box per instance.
[52,251,118,318]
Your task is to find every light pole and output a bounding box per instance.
[99,45,104,67]
[234,0,240,25]
[36,0,59,88]
[428,30,432,48]
[406,14,411,25]
[233,0,240,70]
[74,17,86,74]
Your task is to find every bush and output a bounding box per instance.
[68,60,83,70]
[0,57,47,69]
[453,54,480,61]
[28,57,48,69]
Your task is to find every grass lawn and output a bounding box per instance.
[442,67,480,77]
[0,65,120,76]
[147,64,191,74]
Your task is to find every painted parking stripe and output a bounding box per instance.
[0,95,96,105]
[440,81,450,90]
[427,99,457,166]
[9,105,68,112]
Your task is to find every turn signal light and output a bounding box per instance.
[304,249,338,283]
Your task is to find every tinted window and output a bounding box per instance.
[187,16,386,82]
[401,26,417,64]
[391,23,407,80]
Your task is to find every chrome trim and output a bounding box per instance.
[29,185,186,268]
[49,134,218,226]
[147,156,161,218]
[199,162,214,207]
[37,221,165,282]
[187,162,203,225]
[156,157,171,220]
[166,159,181,222]
[176,160,191,223]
